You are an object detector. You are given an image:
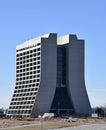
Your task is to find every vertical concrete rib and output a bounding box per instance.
[65,35,91,114]
[31,34,57,116]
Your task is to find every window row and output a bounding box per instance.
[8,110,32,115]
[9,105,32,110]
[16,43,40,52]
[14,87,38,93]
[12,92,36,98]
[14,88,38,93]
[16,70,40,76]
[12,91,38,97]
[16,73,40,78]
[16,68,40,74]
[17,56,40,62]
[16,54,40,62]
[16,61,40,66]
[16,75,40,79]
[12,96,35,102]
[16,79,40,83]
[16,65,40,69]
[10,100,34,105]
[13,91,37,98]
[16,66,40,72]
[16,80,40,84]
[13,92,37,98]
[15,84,39,89]
[17,48,40,57]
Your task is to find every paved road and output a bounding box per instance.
[1,123,106,130]
[48,124,106,130]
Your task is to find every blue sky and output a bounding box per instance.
[0,0,106,108]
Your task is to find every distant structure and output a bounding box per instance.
[7,33,91,118]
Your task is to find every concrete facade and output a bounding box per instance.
[65,35,91,114]
[7,33,91,118]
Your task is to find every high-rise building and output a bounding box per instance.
[7,33,91,118]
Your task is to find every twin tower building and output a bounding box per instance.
[7,33,91,118]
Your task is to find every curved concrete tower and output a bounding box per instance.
[7,33,91,118]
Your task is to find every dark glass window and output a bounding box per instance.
[57,46,66,87]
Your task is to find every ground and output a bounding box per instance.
[0,118,106,130]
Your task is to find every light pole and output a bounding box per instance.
[38,115,43,130]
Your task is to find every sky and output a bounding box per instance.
[0,0,106,109]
